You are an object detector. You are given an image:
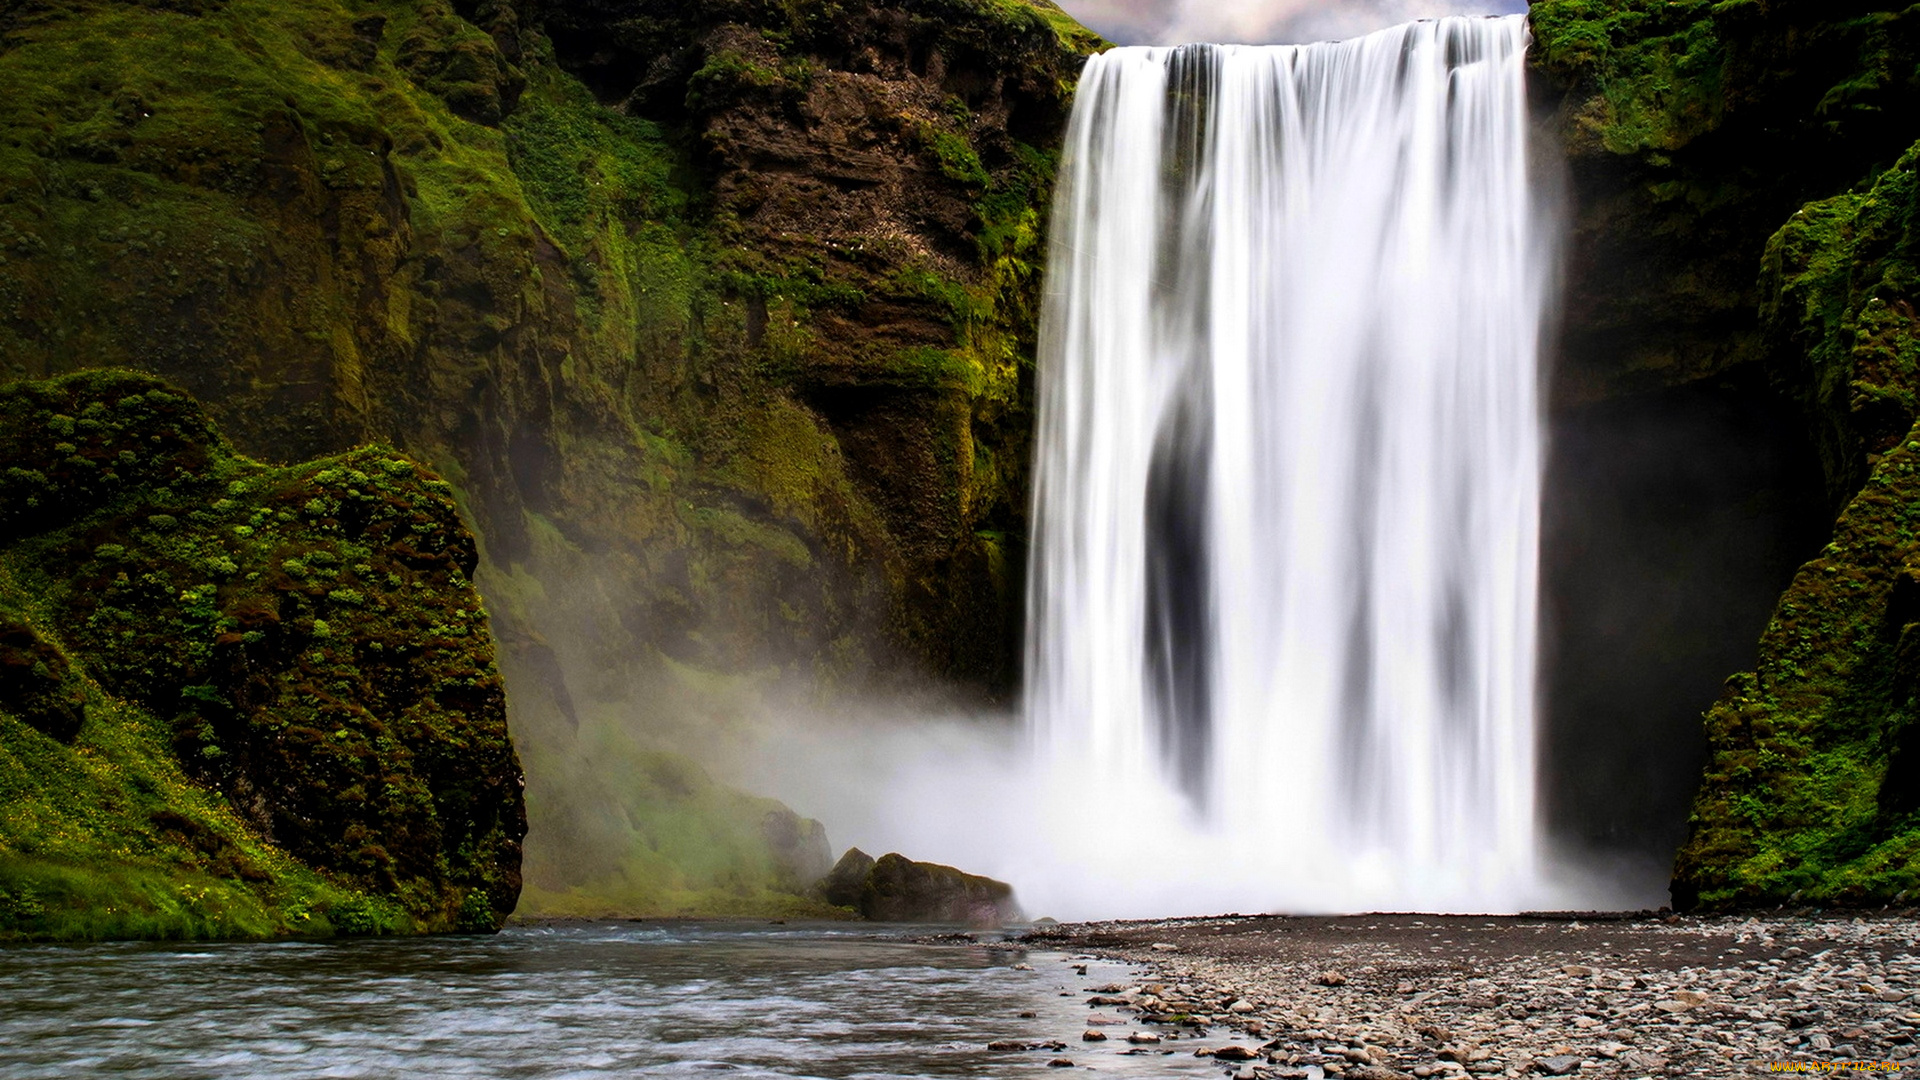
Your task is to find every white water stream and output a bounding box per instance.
[1024,14,1554,911]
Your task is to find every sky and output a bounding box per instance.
[1052,0,1528,46]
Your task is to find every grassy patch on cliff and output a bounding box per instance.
[0,370,524,940]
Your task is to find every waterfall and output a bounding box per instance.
[1026,15,1552,910]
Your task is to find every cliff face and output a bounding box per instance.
[0,370,524,939]
[1532,0,1920,906]
[0,0,1094,915]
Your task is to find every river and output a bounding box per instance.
[0,922,1250,1078]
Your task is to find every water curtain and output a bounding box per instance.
[1028,15,1550,906]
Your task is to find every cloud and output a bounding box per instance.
[1054,0,1527,46]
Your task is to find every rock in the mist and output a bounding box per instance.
[1082,1029,1107,1042]
[761,809,832,892]
[815,850,1020,925]
[817,847,876,909]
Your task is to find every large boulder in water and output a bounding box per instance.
[817,848,1020,925]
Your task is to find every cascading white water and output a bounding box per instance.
[1027,15,1553,911]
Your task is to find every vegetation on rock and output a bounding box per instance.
[1530,0,1920,411]
[1533,0,1920,906]
[0,0,1098,920]
[0,370,525,939]
[815,845,1017,924]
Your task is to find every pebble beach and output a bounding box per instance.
[999,912,1920,1078]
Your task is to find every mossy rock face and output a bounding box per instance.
[1672,433,1920,909]
[0,612,85,743]
[0,370,525,938]
[1530,0,1920,415]
[1670,149,1920,910]
[0,0,1098,917]
[1533,1,1920,906]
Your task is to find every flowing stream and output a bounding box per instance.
[1027,14,1553,911]
[0,924,1237,1079]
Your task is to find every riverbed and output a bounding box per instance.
[1026,912,1920,1077]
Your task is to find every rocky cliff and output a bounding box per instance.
[0,370,524,939]
[1532,0,1920,907]
[0,0,1096,916]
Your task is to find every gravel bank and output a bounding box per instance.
[1012,912,1920,1078]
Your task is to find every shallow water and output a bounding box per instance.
[0,923,1246,1078]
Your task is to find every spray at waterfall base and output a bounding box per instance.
[748,15,1645,920]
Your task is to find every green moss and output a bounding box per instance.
[1672,147,1920,908]
[1760,147,1920,503]
[516,748,844,919]
[0,370,524,940]
[1674,434,1920,908]
[0,0,1089,921]
[1530,0,1731,154]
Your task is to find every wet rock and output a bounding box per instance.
[1126,1031,1161,1044]
[817,848,875,909]
[814,849,1020,925]
[1081,1030,1106,1042]
[1047,1059,1074,1068]
[864,853,1018,925]
[1212,1044,1261,1060]
[986,1040,1031,1052]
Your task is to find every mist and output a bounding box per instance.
[1053,0,1529,46]
[721,702,1665,919]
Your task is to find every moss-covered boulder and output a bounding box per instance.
[816,846,1018,924]
[513,749,841,918]
[0,370,525,939]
